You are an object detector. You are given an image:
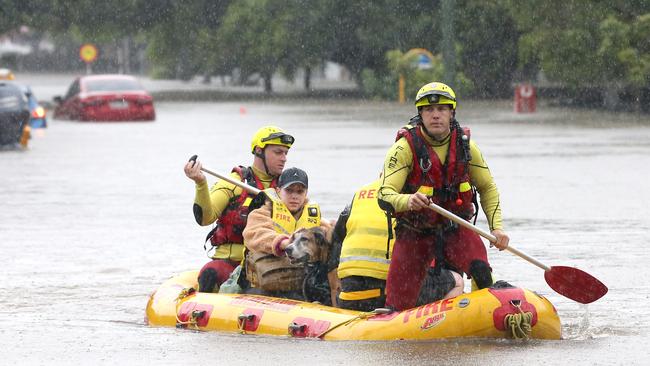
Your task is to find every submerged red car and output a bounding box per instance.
[53,74,155,121]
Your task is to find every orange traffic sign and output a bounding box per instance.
[79,44,98,63]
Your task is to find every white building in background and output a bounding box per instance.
[322,61,352,81]
[0,37,32,57]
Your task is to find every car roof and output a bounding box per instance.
[0,81,33,94]
[80,74,139,81]
[0,81,22,90]
[0,82,27,101]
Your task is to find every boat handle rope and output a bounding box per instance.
[316,308,393,339]
[288,322,307,336]
[238,313,256,334]
[504,300,533,340]
[174,287,200,329]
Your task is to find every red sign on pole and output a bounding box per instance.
[514,84,536,113]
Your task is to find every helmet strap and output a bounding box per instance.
[260,148,271,176]
[450,115,460,129]
[253,147,271,176]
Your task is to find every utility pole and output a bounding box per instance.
[441,0,456,86]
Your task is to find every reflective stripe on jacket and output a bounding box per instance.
[338,179,393,280]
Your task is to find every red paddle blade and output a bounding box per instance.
[544,266,608,304]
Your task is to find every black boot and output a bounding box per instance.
[468,260,493,289]
[491,280,515,289]
[197,268,218,293]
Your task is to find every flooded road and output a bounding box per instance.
[1,89,649,364]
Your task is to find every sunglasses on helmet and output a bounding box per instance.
[420,91,456,104]
[261,132,295,145]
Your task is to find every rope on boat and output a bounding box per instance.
[504,301,533,340]
[316,308,393,339]
[174,287,199,329]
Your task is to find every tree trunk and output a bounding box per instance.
[117,41,124,74]
[263,73,273,93]
[304,66,311,90]
[122,37,131,74]
[602,86,620,110]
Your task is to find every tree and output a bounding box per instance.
[599,13,650,88]
[0,1,24,33]
[506,1,649,86]
[142,1,231,80]
[217,0,296,92]
[278,0,331,90]
[321,0,439,89]
[456,2,519,98]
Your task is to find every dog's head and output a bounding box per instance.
[284,227,331,264]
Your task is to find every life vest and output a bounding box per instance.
[395,122,475,227]
[338,180,393,281]
[268,191,321,234]
[208,166,277,261]
[246,192,321,290]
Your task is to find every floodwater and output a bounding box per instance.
[1,78,649,365]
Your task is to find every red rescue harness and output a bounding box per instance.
[208,166,277,246]
[395,123,475,228]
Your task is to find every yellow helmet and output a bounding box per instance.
[414,82,457,109]
[250,125,294,154]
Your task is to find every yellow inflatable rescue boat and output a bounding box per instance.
[145,270,561,340]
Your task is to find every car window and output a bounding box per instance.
[64,80,80,100]
[84,79,142,92]
[0,85,26,110]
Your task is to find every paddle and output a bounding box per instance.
[427,202,608,304]
[188,155,262,195]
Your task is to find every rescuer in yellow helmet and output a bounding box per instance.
[377,82,511,311]
[183,126,294,293]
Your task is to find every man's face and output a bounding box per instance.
[263,145,289,176]
[420,104,453,139]
[279,183,307,213]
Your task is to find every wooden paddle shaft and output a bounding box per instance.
[200,167,262,195]
[428,202,551,272]
[198,167,551,272]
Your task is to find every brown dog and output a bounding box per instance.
[284,227,340,306]
[285,227,330,264]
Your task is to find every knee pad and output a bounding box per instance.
[468,260,493,289]
[198,268,218,293]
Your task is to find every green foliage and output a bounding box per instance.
[144,1,228,80]
[216,0,292,91]
[360,69,397,100]
[599,13,650,87]
[0,0,75,33]
[391,50,445,99]
[542,28,603,85]
[277,1,328,77]
[505,0,649,89]
[323,0,438,83]
[0,1,22,33]
[361,49,472,101]
[456,2,519,97]
[3,0,649,100]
